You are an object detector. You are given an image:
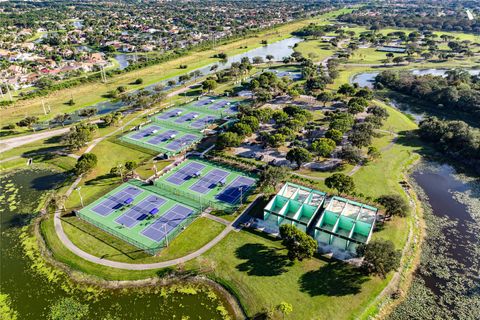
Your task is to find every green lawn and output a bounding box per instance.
[294,40,335,62]
[188,230,394,320]
[62,215,225,263]
[348,48,407,64]
[65,139,152,209]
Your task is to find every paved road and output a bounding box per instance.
[0,127,70,154]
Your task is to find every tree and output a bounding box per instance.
[311,138,336,158]
[240,116,260,131]
[16,116,39,131]
[202,79,217,93]
[64,122,97,150]
[78,108,97,118]
[317,91,334,106]
[125,160,137,173]
[74,153,97,175]
[252,56,264,64]
[357,240,401,278]
[52,113,71,127]
[272,110,289,124]
[266,133,286,148]
[367,146,381,160]
[376,194,409,217]
[49,297,89,320]
[259,166,289,193]
[392,56,404,65]
[276,302,293,319]
[217,132,242,149]
[133,78,143,84]
[231,122,253,137]
[286,147,312,168]
[325,173,355,195]
[337,83,356,96]
[325,129,343,144]
[101,112,123,127]
[279,224,317,261]
[340,145,363,164]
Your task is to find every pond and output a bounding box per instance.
[350,68,480,89]
[32,37,302,131]
[389,162,480,318]
[0,168,233,319]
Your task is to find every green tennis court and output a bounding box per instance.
[76,180,200,254]
[119,123,202,155]
[156,158,257,212]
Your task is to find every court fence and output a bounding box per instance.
[76,205,199,255]
[129,179,235,214]
[149,117,205,135]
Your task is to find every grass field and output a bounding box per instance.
[62,215,225,263]
[188,229,395,320]
[348,48,407,64]
[294,40,335,62]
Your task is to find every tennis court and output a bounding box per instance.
[216,176,256,204]
[156,158,257,208]
[141,204,195,242]
[153,106,220,131]
[120,123,202,155]
[76,181,199,254]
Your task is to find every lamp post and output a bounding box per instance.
[76,187,84,207]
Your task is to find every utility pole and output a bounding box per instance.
[76,187,84,207]
[163,224,169,247]
[42,99,47,115]
[5,83,13,101]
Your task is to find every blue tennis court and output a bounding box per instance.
[209,100,229,110]
[190,115,217,129]
[92,186,142,216]
[166,161,205,185]
[195,99,213,106]
[141,204,194,242]
[189,169,229,194]
[165,134,198,151]
[130,125,162,140]
[175,112,199,123]
[147,129,178,145]
[157,108,183,119]
[115,195,166,228]
[216,176,256,204]
[225,105,238,114]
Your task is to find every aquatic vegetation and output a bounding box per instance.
[0,293,18,320]
[389,164,480,319]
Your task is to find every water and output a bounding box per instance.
[114,54,133,70]
[350,68,480,89]
[31,37,302,131]
[0,168,232,319]
[389,162,480,318]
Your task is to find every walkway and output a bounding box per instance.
[0,127,70,153]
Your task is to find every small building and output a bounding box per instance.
[314,196,377,254]
[263,182,326,233]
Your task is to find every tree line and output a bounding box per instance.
[375,69,480,122]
